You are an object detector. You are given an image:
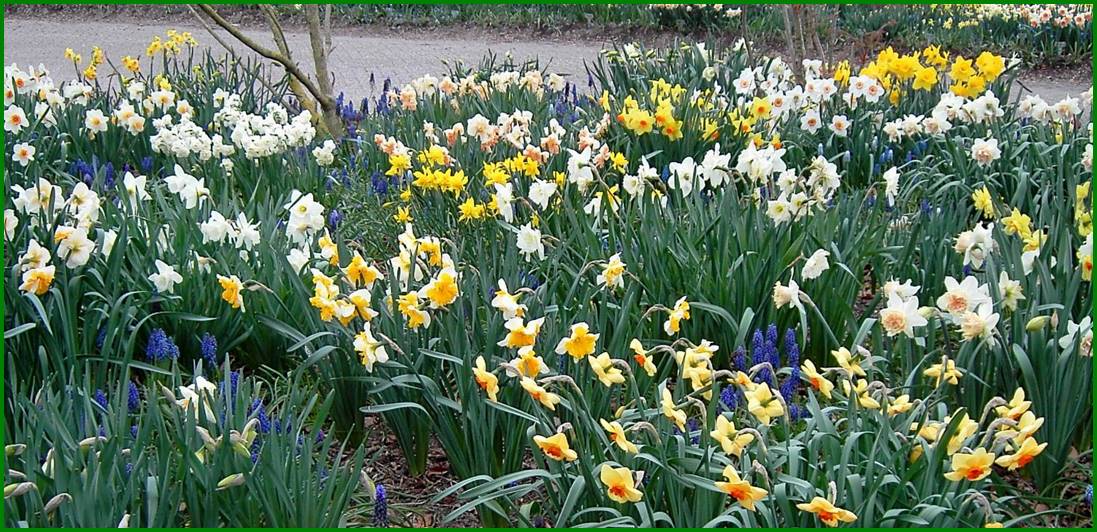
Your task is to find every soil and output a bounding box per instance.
[358,414,482,528]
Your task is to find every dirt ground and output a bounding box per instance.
[4,11,1091,104]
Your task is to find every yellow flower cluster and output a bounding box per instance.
[147,30,197,57]
[859,46,1006,100]
[614,78,687,140]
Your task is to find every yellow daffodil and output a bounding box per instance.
[217,274,244,312]
[971,186,995,219]
[508,346,546,378]
[800,360,834,399]
[520,377,560,410]
[555,322,599,359]
[344,252,381,289]
[354,324,388,372]
[660,388,687,431]
[924,357,963,386]
[832,347,867,378]
[534,433,578,462]
[600,418,638,453]
[715,465,767,511]
[944,448,995,482]
[663,297,691,335]
[629,339,656,377]
[709,415,754,457]
[1001,208,1032,237]
[745,382,784,425]
[600,464,643,503]
[472,356,499,401]
[994,437,1046,471]
[995,388,1031,420]
[589,352,625,387]
[887,394,913,416]
[797,497,858,527]
[842,379,881,409]
[498,316,544,349]
[420,267,460,308]
[397,292,431,329]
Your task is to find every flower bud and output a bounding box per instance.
[4,482,36,499]
[216,473,245,491]
[1025,315,1051,331]
[43,492,72,514]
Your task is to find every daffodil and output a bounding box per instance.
[589,353,625,387]
[715,465,767,511]
[397,292,431,329]
[498,316,544,349]
[797,497,858,527]
[520,377,560,410]
[555,322,599,359]
[596,253,627,290]
[800,360,834,399]
[832,347,867,378]
[600,418,638,453]
[944,448,995,481]
[217,274,245,312]
[660,388,687,430]
[995,388,1031,420]
[472,356,499,401]
[534,433,578,462]
[354,324,389,372]
[1001,208,1032,237]
[994,437,1046,471]
[887,394,913,416]
[709,415,754,457]
[998,411,1044,444]
[924,357,964,386]
[419,267,460,308]
[842,379,880,409]
[19,265,54,295]
[599,464,643,503]
[343,252,381,289]
[663,297,691,335]
[971,187,996,219]
[629,339,656,377]
[745,382,784,425]
[508,346,547,378]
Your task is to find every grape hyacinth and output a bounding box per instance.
[93,389,108,410]
[200,332,218,368]
[145,328,180,362]
[374,484,389,527]
[127,381,140,412]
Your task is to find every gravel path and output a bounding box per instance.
[3,16,606,102]
[4,15,1090,105]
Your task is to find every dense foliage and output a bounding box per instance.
[3,26,1093,528]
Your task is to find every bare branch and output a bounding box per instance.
[186,4,236,56]
[195,4,329,108]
